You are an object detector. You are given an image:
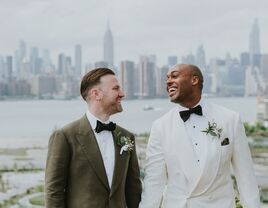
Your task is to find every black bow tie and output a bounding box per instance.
[179,105,203,122]
[95,120,116,133]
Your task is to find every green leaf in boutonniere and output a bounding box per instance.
[117,136,134,155]
[201,121,223,139]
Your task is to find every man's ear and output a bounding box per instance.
[192,75,199,86]
[90,87,102,101]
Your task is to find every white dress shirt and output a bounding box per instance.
[86,110,115,187]
[178,99,208,167]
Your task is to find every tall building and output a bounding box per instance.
[221,55,245,96]
[240,52,250,68]
[30,47,40,74]
[167,56,177,67]
[208,58,227,94]
[156,65,169,97]
[6,56,13,79]
[14,50,20,74]
[31,75,57,97]
[103,22,114,67]
[0,56,4,80]
[182,53,195,65]
[249,19,260,66]
[19,40,27,63]
[120,61,136,99]
[14,40,27,75]
[195,45,206,69]
[138,56,156,98]
[75,44,82,76]
[20,57,30,79]
[148,55,157,65]
[65,56,72,75]
[58,53,66,75]
[245,67,259,96]
[260,54,268,82]
[42,49,52,73]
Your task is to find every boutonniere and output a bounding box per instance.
[117,136,134,155]
[201,121,223,139]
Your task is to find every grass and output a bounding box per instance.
[0,184,44,208]
[0,148,27,156]
[29,194,45,206]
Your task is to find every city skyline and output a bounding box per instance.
[0,13,266,100]
[0,0,267,66]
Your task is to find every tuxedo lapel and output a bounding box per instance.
[189,103,222,196]
[110,128,129,195]
[75,115,110,190]
[190,134,222,195]
[169,109,201,187]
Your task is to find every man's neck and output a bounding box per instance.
[88,106,110,122]
[179,97,201,109]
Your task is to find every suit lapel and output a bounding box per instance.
[75,115,110,190]
[110,128,129,195]
[189,102,222,196]
[170,109,201,187]
[190,133,222,195]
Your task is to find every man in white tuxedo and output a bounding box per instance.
[139,64,260,208]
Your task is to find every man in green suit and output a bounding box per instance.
[45,68,142,208]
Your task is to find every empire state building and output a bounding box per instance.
[249,18,260,66]
[103,22,114,67]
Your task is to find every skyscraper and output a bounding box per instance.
[182,53,195,65]
[65,56,72,74]
[195,45,206,69]
[30,47,40,74]
[6,56,13,79]
[103,22,114,67]
[260,54,268,83]
[249,19,260,67]
[42,49,52,73]
[58,53,66,75]
[75,44,82,76]
[120,60,136,99]
[15,40,27,74]
[138,56,156,98]
[156,65,169,97]
[240,52,250,68]
[19,40,27,63]
[167,56,177,67]
[0,56,4,80]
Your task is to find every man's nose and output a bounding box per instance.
[166,78,172,86]
[119,89,125,97]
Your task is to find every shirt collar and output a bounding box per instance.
[86,110,110,131]
[177,98,204,112]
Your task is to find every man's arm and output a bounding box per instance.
[232,114,260,208]
[45,130,70,208]
[125,134,142,208]
[139,121,167,208]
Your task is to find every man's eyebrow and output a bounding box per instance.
[112,85,120,88]
[169,70,180,75]
[168,69,179,74]
[167,70,179,77]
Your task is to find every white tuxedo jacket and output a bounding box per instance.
[140,101,260,208]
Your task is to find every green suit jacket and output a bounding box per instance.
[45,115,142,208]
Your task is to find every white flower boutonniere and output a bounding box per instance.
[201,121,223,139]
[117,136,134,155]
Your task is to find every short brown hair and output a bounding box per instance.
[80,68,115,100]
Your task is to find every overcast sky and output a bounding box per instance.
[0,0,267,66]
